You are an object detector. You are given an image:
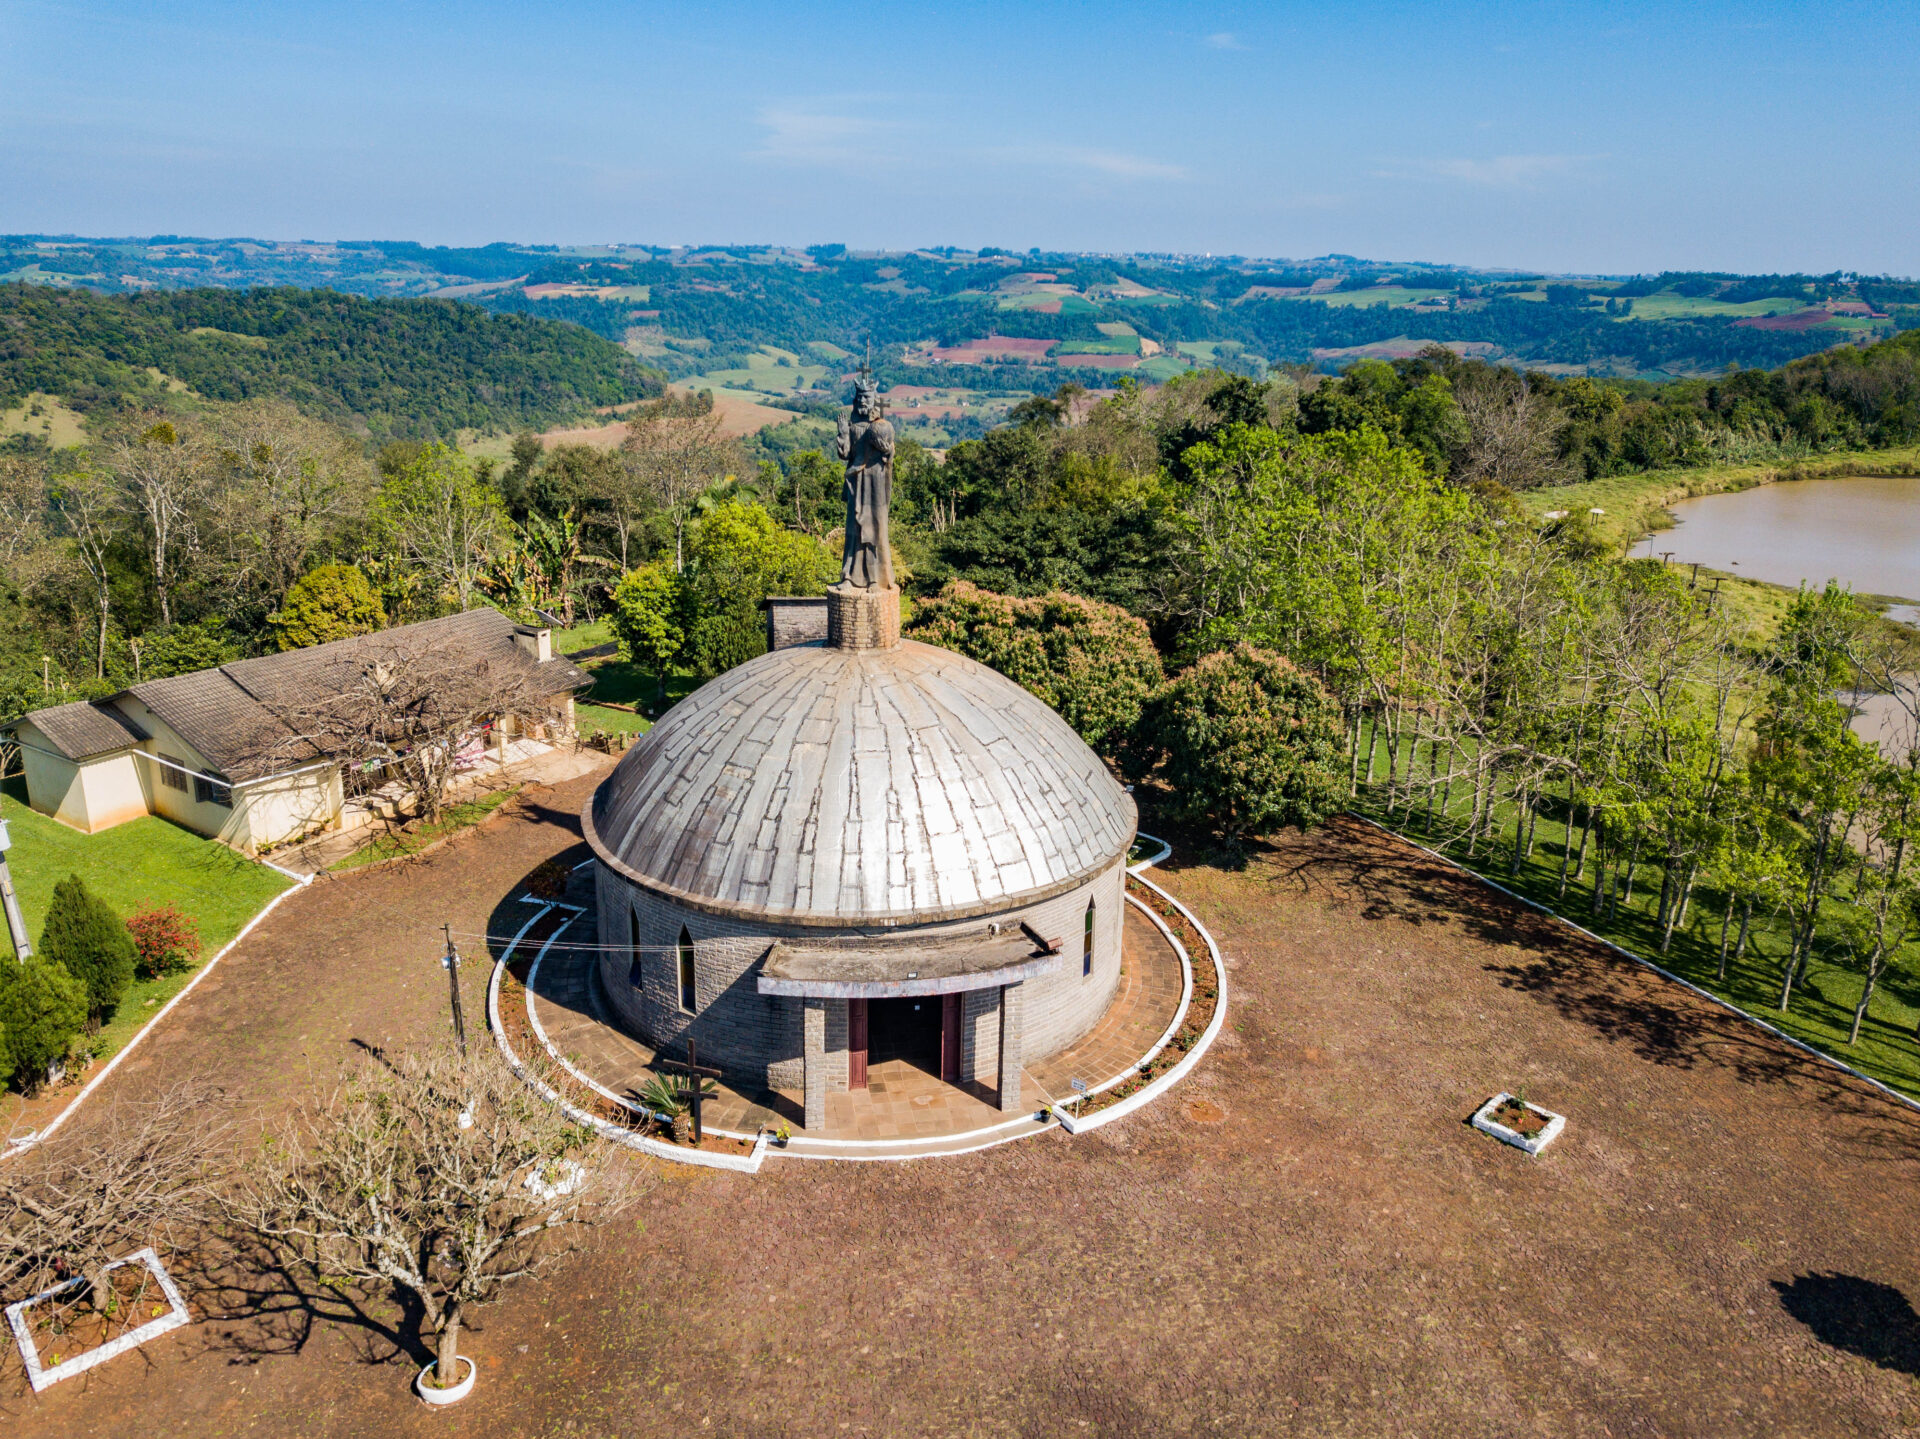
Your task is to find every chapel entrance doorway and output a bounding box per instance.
[848,994,963,1089]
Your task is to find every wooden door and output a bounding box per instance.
[848,997,869,1090]
[940,992,962,1083]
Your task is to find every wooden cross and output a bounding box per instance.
[657,1039,723,1144]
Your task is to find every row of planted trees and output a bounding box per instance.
[1160,419,1920,1045]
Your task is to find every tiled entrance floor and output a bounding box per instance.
[526,901,1185,1140]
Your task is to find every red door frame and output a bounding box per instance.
[940,992,962,1083]
[848,997,869,1090]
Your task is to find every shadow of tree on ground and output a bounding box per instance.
[1774,1272,1920,1376]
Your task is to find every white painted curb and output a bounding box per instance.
[488,922,768,1174]
[3,865,310,1162]
[6,1246,191,1392]
[1470,1092,1566,1156]
[1348,813,1920,1118]
[1056,871,1229,1135]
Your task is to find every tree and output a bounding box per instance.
[376,443,506,612]
[0,955,88,1090]
[0,453,47,567]
[905,580,1163,756]
[111,419,203,628]
[48,466,119,679]
[37,874,136,1025]
[1131,645,1347,840]
[0,1081,226,1316]
[238,621,555,824]
[678,501,830,677]
[232,1043,645,1391]
[269,563,386,651]
[621,399,736,572]
[609,560,685,707]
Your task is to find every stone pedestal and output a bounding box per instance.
[802,996,827,1131]
[827,584,901,651]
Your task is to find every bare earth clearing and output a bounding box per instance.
[5,779,1918,1437]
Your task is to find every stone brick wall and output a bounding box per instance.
[764,597,829,652]
[594,854,1128,1095]
[826,584,901,651]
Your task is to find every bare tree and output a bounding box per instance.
[240,625,557,823]
[230,1043,646,1392]
[0,1082,228,1317]
[1451,372,1571,492]
[49,466,120,678]
[110,419,205,627]
[0,453,46,569]
[622,398,736,572]
[206,401,374,605]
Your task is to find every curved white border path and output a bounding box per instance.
[496,832,1229,1167]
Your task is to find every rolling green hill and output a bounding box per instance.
[0,283,662,440]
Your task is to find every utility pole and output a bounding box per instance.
[0,816,30,960]
[441,923,466,1054]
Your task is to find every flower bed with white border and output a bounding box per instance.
[5,1246,191,1393]
[1471,1092,1566,1156]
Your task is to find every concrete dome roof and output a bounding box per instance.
[583,639,1136,929]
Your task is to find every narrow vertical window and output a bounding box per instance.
[628,906,643,988]
[1083,900,1096,977]
[677,926,696,1013]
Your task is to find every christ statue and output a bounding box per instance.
[835,375,895,590]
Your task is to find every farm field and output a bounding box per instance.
[1303,285,1454,309]
[1620,291,1812,321]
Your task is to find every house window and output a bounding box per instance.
[628,907,643,988]
[677,926,696,1013]
[158,754,188,793]
[194,774,233,808]
[1083,900,1096,977]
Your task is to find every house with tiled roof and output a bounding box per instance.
[6,608,587,853]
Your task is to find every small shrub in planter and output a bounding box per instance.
[526,858,571,901]
[636,1073,688,1142]
[38,876,136,1024]
[126,903,201,981]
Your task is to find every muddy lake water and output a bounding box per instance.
[1630,472,1920,749]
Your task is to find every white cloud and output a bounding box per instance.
[1205,31,1247,50]
[753,107,892,166]
[1375,154,1589,187]
[990,144,1188,181]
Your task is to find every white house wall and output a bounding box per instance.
[16,722,146,834]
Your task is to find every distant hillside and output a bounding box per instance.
[0,283,662,440]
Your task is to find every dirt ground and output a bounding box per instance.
[7,789,1920,1438]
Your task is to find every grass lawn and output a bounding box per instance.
[0,785,290,1088]
[330,787,521,872]
[1617,291,1807,321]
[1354,736,1920,1100]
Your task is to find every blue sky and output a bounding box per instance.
[4,0,1915,274]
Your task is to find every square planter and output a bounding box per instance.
[5,1247,191,1393]
[1471,1092,1566,1156]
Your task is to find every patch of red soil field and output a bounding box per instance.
[1735,308,1837,330]
[927,335,1057,363]
[8,809,1920,1437]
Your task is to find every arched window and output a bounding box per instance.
[1083,899,1096,977]
[677,926,697,1013]
[628,907,643,988]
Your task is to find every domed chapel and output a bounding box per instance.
[584,376,1137,1132]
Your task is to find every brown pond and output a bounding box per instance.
[1631,472,1920,606]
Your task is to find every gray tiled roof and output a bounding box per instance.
[18,607,588,784]
[584,639,1137,929]
[12,700,141,761]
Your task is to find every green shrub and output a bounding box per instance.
[1130,645,1346,839]
[37,873,137,1023]
[0,955,88,1089]
[269,563,385,651]
[904,580,1163,757]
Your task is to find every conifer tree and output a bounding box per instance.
[37,874,136,1024]
[0,955,87,1088]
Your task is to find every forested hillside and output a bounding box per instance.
[0,284,661,440]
